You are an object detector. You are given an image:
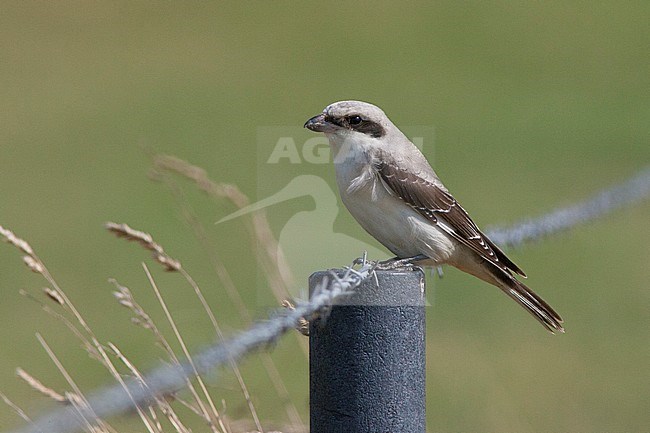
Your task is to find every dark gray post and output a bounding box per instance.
[309,268,426,433]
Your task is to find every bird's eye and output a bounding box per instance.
[348,115,363,125]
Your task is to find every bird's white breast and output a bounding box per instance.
[333,149,456,263]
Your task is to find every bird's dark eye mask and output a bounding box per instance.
[325,114,385,138]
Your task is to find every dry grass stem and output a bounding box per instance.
[109,279,212,432]
[36,333,110,433]
[94,343,160,433]
[8,236,167,433]
[0,225,105,365]
[22,256,44,274]
[107,343,191,433]
[110,279,156,332]
[152,155,293,300]
[16,368,66,403]
[43,287,65,305]
[108,344,164,432]
[0,225,35,257]
[173,394,205,420]
[152,155,305,428]
[105,204,263,430]
[110,275,229,431]
[180,268,263,432]
[18,290,101,362]
[0,391,32,424]
[159,179,304,430]
[143,263,228,433]
[110,278,192,391]
[0,225,46,275]
[0,226,115,432]
[105,222,182,272]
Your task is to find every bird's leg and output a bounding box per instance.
[376,254,429,270]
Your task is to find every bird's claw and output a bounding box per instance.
[375,254,429,271]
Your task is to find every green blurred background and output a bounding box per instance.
[1,2,649,432]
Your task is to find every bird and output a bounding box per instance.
[304,100,564,333]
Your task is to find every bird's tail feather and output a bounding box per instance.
[500,278,564,334]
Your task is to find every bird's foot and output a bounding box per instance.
[375,254,429,271]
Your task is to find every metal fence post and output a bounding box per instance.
[309,268,426,433]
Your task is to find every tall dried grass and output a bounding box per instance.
[0,156,308,433]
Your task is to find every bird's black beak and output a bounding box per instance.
[304,113,337,133]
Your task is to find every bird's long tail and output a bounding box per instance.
[499,277,564,334]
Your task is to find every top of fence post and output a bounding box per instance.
[309,267,427,433]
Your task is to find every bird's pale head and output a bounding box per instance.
[304,100,395,142]
[304,100,421,167]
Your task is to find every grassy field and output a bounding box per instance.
[1,2,648,432]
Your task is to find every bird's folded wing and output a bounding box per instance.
[375,160,526,278]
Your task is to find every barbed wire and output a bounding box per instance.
[7,266,371,433]
[7,166,650,433]
[487,167,650,247]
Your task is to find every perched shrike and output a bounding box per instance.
[304,100,564,333]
